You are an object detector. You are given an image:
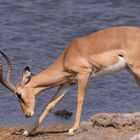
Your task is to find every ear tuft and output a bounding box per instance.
[20,66,31,85]
[24,66,30,72]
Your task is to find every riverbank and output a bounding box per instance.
[68,112,140,140]
[1,113,140,140]
[0,124,69,140]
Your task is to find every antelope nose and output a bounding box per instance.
[25,111,34,118]
[25,114,30,118]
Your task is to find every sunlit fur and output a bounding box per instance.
[0,26,140,136]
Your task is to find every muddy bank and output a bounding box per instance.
[0,124,70,140]
[1,113,140,140]
[68,112,140,140]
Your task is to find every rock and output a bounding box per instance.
[54,109,73,119]
[77,121,92,133]
[68,112,140,140]
[90,112,140,129]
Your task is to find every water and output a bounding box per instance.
[0,0,139,126]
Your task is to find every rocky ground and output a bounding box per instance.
[1,113,140,140]
[68,112,140,140]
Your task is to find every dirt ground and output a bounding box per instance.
[1,113,140,140]
[0,124,70,140]
[68,113,140,140]
[68,122,140,140]
[0,124,140,140]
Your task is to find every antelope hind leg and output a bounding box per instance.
[68,73,89,135]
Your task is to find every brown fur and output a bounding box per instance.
[1,26,140,136]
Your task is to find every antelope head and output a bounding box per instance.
[0,51,35,118]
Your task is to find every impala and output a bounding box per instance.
[0,26,139,136]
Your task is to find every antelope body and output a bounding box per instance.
[0,26,140,136]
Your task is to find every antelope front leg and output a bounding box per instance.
[23,84,69,136]
[68,73,89,135]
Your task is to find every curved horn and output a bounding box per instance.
[0,51,16,94]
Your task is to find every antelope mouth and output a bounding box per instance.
[25,111,34,118]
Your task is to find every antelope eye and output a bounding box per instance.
[16,93,22,99]
[16,93,25,103]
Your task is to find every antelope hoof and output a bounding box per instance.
[23,130,34,136]
[68,129,74,136]
[23,128,37,136]
[23,130,29,136]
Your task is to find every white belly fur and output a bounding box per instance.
[92,56,126,77]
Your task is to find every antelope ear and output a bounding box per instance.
[20,66,31,85]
